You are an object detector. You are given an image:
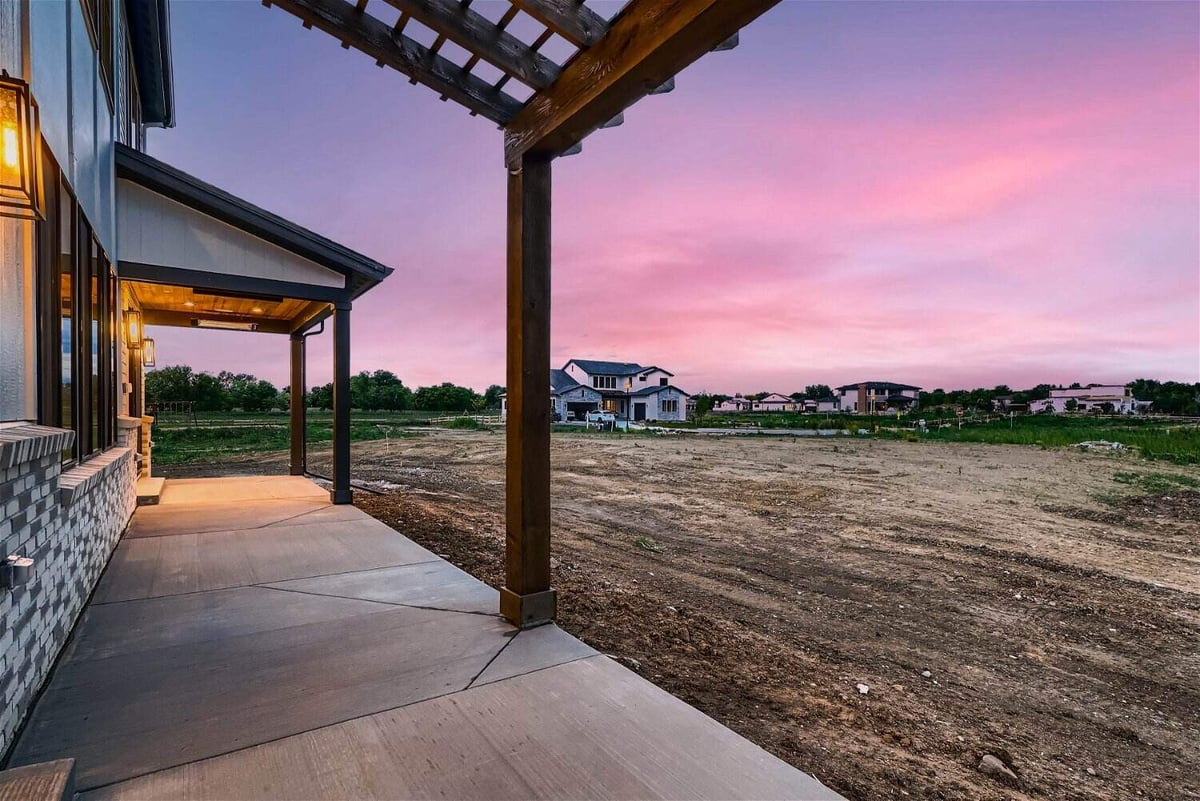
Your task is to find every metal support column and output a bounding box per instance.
[331,302,352,504]
[289,332,306,476]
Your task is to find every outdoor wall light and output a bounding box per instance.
[126,309,144,349]
[0,72,42,221]
[142,338,156,367]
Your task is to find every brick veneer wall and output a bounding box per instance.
[0,424,136,755]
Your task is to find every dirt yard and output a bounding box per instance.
[169,431,1200,800]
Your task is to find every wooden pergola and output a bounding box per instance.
[262,0,779,626]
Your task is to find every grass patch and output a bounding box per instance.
[443,417,483,430]
[1112,471,1200,494]
[153,418,416,465]
[633,536,666,553]
[883,416,1200,465]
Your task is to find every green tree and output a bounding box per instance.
[804,384,833,400]
[412,382,481,412]
[482,384,505,409]
[145,365,194,406]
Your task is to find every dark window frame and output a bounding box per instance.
[78,0,115,110]
[36,141,118,464]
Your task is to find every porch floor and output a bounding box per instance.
[9,476,839,800]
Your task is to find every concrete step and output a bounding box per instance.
[0,759,74,801]
[135,476,166,506]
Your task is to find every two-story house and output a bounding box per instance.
[834,382,922,413]
[560,359,689,422]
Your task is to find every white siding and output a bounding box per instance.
[31,0,70,177]
[116,180,348,288]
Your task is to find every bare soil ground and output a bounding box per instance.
[167,432,1200,800]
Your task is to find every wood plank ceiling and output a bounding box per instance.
[261,0,764,162]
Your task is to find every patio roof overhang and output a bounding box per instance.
[116,144,392,334]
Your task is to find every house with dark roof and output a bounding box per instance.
[560,359,690,421]
[834,381,922,414]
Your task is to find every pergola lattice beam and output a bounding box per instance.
[508,0,608,47]
[503,0,779,168]
[379,0,561,90]
[267,0,523,124]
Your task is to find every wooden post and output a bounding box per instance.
[500,154,556,627]
[331,302,352,504]
[289,332,306,476]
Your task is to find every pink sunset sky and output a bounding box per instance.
[145,1,1199,395]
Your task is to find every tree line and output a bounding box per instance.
[145,365,505,413]
[690,380,1200,416]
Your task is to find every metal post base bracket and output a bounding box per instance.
[330,488,354,505]
[500,586,557,628]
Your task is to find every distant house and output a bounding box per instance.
[1036,385,1148,414]
[712,396,753,413]
[559,359,690,422]
[751,393,798,412]
[814,397,839,413]
[834,382,922,414]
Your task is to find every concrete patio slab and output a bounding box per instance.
[94,515,438,603]
[80,656,838,801]
[10,476,841,801]
[470,622,598,687]
[159,475,328,504]
[266,559,500,615]
[12,595,512,790]
[125,497,335,539]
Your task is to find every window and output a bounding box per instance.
[591,375,617,390]
[660,399,679,415]
[79,0,115,106]
[660,377,668,386]
[37,144,117,462]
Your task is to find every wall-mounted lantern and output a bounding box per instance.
[0,72,42,221]
[125,309,144,349]
[142,338,156,367]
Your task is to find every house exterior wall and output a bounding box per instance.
[640,388,688,422]
[1,1,149,755]
[0,426,137,755]
[553,386,601,420]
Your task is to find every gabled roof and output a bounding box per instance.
[116,145,392,300]
[550,369,586,394]
[835,381,922,392]
[564,359,645,376]
[755,393,794,403]
[629,384,691,398]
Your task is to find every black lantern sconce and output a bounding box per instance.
[0,72,42,221]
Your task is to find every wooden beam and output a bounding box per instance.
[500,155,556,628]
[503,0,779,167]
[269,0,522,124]
[379,0,561,90]
[508,0,608,47]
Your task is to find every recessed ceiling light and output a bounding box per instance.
[251,306,264,314]
[183,301,195,308]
